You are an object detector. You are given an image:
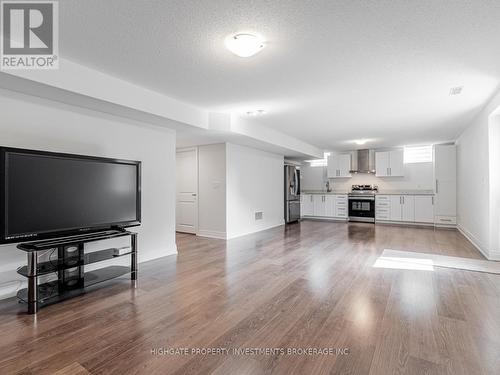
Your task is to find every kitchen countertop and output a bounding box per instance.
[302,190,434,195]
[376,190,434,195]
[302,190,349,195]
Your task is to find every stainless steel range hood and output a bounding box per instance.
[349,149,376,174]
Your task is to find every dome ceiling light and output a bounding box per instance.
[225,33,265,57]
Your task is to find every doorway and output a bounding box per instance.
[176,148,198,234]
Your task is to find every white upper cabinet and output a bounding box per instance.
[375,149,404,177]
[434,145,456,182]
[375,152,390,177]
[389,150,404,177]
[433,145,456,222]
[327,154,352,178]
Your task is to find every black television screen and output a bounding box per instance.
[0,147,141,243]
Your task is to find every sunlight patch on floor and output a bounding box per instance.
[373,255,435,271]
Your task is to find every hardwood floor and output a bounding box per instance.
[1,221,499,375]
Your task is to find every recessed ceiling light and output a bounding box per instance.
[225,33,265,57]
[246,109,266,116]
[449,86,463,95]
[354,139,368,145]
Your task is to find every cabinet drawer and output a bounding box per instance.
[435,216,456,225]
[376,195,390,200]
[375,201,390,208]
[376,208,390,214]
[376,214,390,220]
[334,195,348,201]
[336,201,347,206]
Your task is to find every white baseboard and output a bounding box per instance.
[226,221,285,240]
[457,225,491,259]
[375,220,435,228]
[301,216,348,222]
[138,244,178,263]
[197,230,227,240]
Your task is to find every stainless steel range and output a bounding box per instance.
[348,185,378,223]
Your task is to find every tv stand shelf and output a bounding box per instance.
[17,247,133,277]
[16,230,137,314]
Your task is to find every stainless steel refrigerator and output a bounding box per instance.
[284,165,301,223]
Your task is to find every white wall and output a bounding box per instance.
[488,114,500,259]
[197,144,226,238]
[301,162,434,192]
[0,89,177,299]
[456,88,500,260]
[226,143,284,239]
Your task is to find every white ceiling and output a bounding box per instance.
[61,0,500,151]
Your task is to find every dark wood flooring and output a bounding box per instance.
[0,221,499,375]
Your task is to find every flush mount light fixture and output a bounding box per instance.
[354,139,368,145]
[246,109,266,116]
[225,33,265,57]
[449,86,463,95]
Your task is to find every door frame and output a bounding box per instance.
[176,147,199,234]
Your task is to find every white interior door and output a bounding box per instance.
[176,148,198,234]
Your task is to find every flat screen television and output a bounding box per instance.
[0,147,141,244]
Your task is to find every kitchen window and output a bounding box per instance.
[404,145,432,164]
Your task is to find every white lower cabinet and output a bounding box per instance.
[301,194,314,217]
[401,195,415,222]
[389,195,403,221]
[325,195,335,217]
[313,195,327,217]
[377,194,432,224]
[414,196,434,223]
[302,194,348,219]
[334,195,348,218]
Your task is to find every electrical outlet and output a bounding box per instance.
[255,211,263,221]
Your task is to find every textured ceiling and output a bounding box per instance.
[60,0,500,150]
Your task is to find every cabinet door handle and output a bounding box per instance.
[432,197,434,205]
[389,167,392,175]
[387,167,389,176]
[311,195,313,202]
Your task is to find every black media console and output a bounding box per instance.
[16,230,137,314]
